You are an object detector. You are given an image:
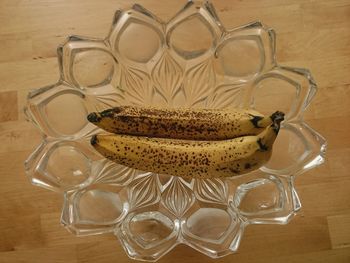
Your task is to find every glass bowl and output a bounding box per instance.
[24,1,326,261]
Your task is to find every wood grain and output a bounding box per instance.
[0,91,18,122]
[0,0,349,262]
[328,214,350,249]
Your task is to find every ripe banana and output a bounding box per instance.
[87,106,276,140]
[90,112,284,179]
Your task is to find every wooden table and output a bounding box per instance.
[1,0,349,262]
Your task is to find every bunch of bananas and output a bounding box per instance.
[88,106,284,179]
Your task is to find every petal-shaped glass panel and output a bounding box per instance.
[108,7,164,66]
[183,59,215,108]
[116,210,179,261]
[26,82,91,138]
[127,173,161,210]
[83,84,126,113]
[25,139,100,192]
[251,66,317,121]
[161,177,195,217]
[263,122,326,176]
[216,36,263,77]
[252,73,298,117]
[118,22,162,63]
[61,184,128,235]
[151,51,184,103]
[58,36,115,88]
[182,206,245,258]
[194,178,228,205]
[166,0,221,60]
[168,14,215,59]
[92,159,139,186]
[214,21,275,84]
[233,174,301,224]
[118,65,152,106]
[235,177,284,215]
[206,83,245,109]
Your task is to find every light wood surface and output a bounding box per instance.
[1,0,350,262]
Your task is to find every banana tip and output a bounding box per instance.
[91,135,98,146]
[271,111,285,134]
[87,112,101,123]
[271,111,285,124]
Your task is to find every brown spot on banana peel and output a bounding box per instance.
[249,114,264,128]
[257,138,268,151]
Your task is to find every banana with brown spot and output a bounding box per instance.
[90,111,284,179]
[87,106,280,140]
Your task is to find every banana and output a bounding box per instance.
[87,106,277,140]
[90,112,284,179]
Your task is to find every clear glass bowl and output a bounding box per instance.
[24,1,326,261]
